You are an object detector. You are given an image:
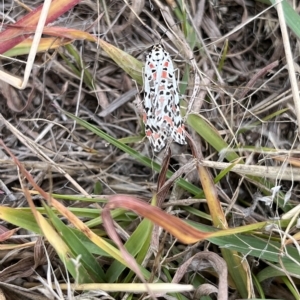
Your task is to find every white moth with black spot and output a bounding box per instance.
[143,44,186,152]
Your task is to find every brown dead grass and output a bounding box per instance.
[0,0,299,299]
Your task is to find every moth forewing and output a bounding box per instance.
[142,44,186,152]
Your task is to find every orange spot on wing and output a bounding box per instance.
[153,133,160,139]
[145,130,152,137]
[143,112,147,122]
[161,71,168,78]
[163,115,174,125]
[177,126,185,133]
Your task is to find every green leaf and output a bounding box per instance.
[43,202,106,282]
[107,218,153,282]
[0,207,41,234]
[257,263,300,282]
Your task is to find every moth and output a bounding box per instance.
[143,44,186,152]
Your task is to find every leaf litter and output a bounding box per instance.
[0,0,300,299]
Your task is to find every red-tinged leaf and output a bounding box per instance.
[3,24,143,86]
[103,194,209,244]
[4,37,72,57]
[5,26,96,42]
[0,0,82,54]
[0,227,18,242]
[101,196,268,245]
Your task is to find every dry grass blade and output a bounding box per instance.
[275,0,300,132]
[0,114,88,196]
[1,0,300,298]
[172,252,228,300]
[201,160,300,181]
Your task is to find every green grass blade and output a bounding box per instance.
[63,109,202,195]
[107,218,153,282]
[43,202,106,282]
